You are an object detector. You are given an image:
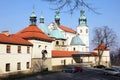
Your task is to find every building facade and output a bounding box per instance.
[0,32,32,75]
[15,11,54,72]
[0,8,111,76]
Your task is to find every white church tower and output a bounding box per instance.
[77,9,89,52]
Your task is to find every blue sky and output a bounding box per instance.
[0,0,120,46]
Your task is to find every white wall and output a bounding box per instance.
[0,44,32,74]
[94,50,110,58]
[57,28,76,51]
[77,26,89,52]
[94,50,110,67]
[70,45,86,52]
[63,32,75,46]
[52,57,75,66]
[29,40,52,58]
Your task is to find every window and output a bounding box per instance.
[61,60,66,65]
[18,46,21,53]
[71,60,73,64]
[73,47,76,51]
[26,62,30,69]
[17,62,21,70]
[6,63,10,71]
[80,29,82,33]
[86,29,88,33]
[45,46,47,49]
[82,48,84,51]
[56,41,59,45]
[61,60,64,64]
[38,45,41,48]
[6,45,11,53]
[27,46,30,53]
[62,42,64,45]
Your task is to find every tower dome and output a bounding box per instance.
[49,28,65,39]
[30,11,37,17]
[70,35,85,46]
[38,16,50,35]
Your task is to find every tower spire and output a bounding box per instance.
[40,11,44,23]
[54,9,60,25]
[30,6,37,25]
[78,8,87,26]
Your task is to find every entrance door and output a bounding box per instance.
[64,59,66,65]
[79,58,83,63]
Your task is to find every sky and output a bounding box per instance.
[0,0,120,48]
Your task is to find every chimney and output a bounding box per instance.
[2,31,9,36]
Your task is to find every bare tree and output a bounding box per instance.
[43,0,100,14]
[92,26,117,65]
[111,48,120,66]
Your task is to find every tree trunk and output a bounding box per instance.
[98,55,102,65]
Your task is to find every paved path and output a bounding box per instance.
[18,68,120,80]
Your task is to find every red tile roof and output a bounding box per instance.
[58,25,76,34]
[0,34,32,46]
[94,44,109,50]
[52,50,98,57]
[72,52,98,56]
[86,52,98,56]
[16,25,54,41]
[52,50,78,57]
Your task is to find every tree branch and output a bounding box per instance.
[43,0,101,14]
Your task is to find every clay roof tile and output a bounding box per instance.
[16,25,54,41]
[58,25,76,34]
[0,34,32,46]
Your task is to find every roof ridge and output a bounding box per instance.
[58,24,76,34]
